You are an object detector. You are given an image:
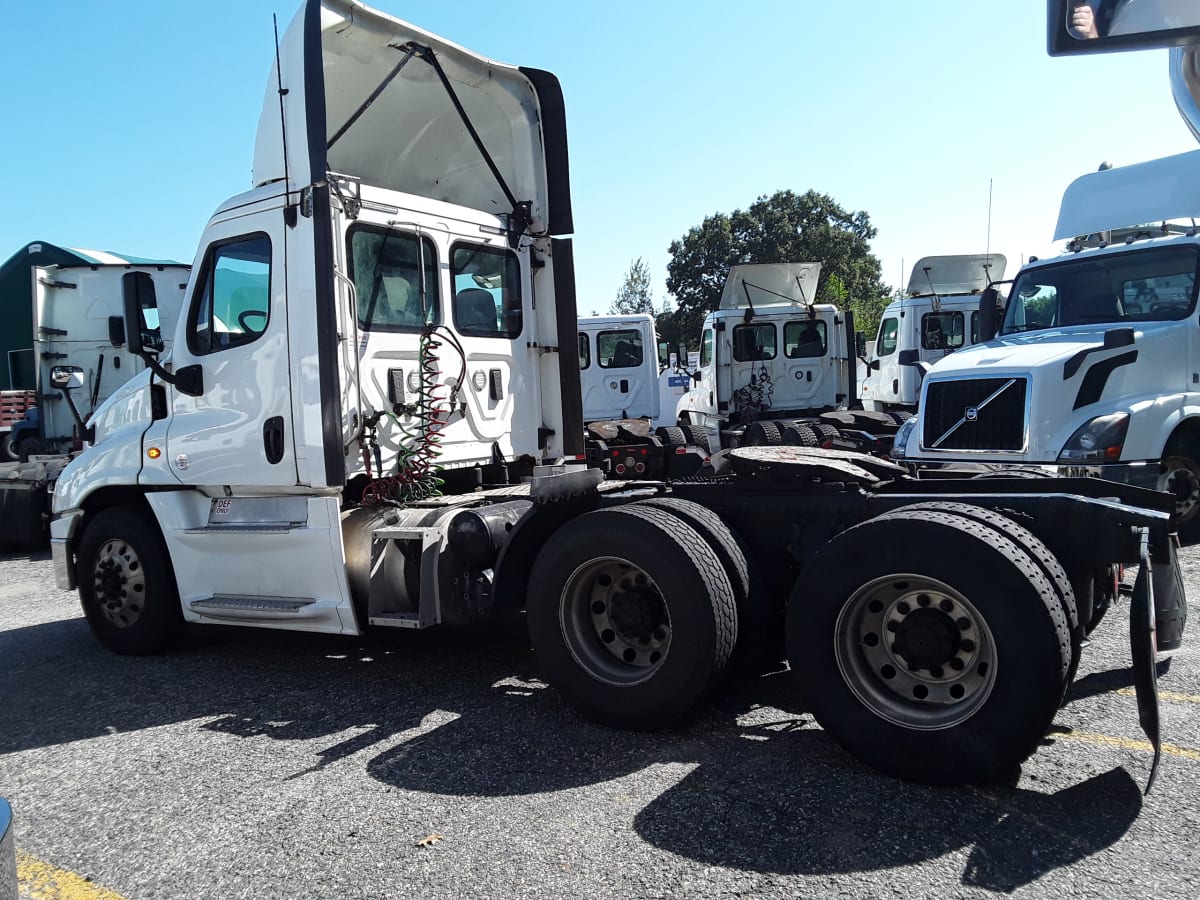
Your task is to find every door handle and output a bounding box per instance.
[263,416,285,464]
[620,379,629,393]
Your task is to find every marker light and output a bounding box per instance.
[147,447,162,460]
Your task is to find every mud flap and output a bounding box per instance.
[1129,528,1161,794]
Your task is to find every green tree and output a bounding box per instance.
[611,257,656,315]
[663,189,890,348]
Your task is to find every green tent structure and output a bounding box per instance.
[0,241,186,390]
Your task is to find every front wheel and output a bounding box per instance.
[787,509,1070,785]
[76,507,184,655]
[1160,454,1200,538]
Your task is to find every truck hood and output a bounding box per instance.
[924,323,1161,379]
[88,368,155,446]
[252,0,571,236]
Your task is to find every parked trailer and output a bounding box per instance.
[47,0,1185,788]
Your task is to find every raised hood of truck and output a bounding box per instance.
[252,0,572,236]
[906,254,1006,297]
[718,263,822,309]
[1055,150,1200,241]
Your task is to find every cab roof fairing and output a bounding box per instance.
[252,0,570,236]
[906,254,1006,297]
[718,263,823,310]
[1054,149,1200,242]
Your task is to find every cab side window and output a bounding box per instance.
[188,234,272,355]
[922,311,964,350]
[578,333,591,370]
[876,317,898,356]
[348,225,439,332]
[699,329,714,367]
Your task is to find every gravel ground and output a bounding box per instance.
[1,543,1198,899]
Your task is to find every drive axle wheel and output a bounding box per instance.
[835,574,997,729]
[560,557,673,682]
[77,508,183,655]
[788,509,1069,785]
[527,504,737,730]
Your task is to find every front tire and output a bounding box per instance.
[1160,453,1200,539]
[527,504,737,730]
[76,507,184,655]
[787,509,1070,785]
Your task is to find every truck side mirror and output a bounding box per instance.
[868,358,881,372]
[122,272,163,356]
[855,331,867,359]
[122,271,203,395]
[978,287,1000,342]
[690,369,702,384]
[678,344,688,366]
[49,365,85,391]
[657,341,670,367]
[1047,0,1200,56]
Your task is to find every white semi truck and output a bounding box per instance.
[860,254,1006,414]
[44,0,1186,787]
[0,257,187,547]
[897,34,1200,540]
[674,262,906,449]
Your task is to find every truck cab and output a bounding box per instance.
[675,262,859,443]
[860,254,1005,413]
[899,151,1200,531]
[50,0,578,632]
[577,313,662,423]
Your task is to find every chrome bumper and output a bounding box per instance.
[911,459,1162,491]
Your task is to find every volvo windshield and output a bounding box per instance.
[1000,245,1199,335]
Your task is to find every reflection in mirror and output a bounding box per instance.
[50,365,85,390]
[1065,0,1200,41]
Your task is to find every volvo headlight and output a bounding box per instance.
[1058,412,1129,462]
[891,415,918,459]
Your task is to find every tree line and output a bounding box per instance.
[608,189,893,350]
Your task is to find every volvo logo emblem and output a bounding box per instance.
[964,407,979,422]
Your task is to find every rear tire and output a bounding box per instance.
[787,509,1070,785]
[882,501,1081,697]
[781,424,818,447]
[742,420,782,447]
[0,432,15,462]
[76,507,184,655]
[527,504,737,730]
[680,425,716,455]
[655,426,687,449]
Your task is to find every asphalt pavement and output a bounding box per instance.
[1,545,1198,899]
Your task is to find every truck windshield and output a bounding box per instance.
[1000,245,1199,335]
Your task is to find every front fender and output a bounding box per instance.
[51,421,147,514]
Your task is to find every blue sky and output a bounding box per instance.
[3,1,1197,313]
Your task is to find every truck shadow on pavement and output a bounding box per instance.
[0,613,1142,892]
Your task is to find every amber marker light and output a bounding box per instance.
[147,447,162,460]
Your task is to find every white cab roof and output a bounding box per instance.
[906,255,1005,297]
[1055,150,1200,241]
[718,263,822,310]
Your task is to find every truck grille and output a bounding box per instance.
[922,377,1027,452]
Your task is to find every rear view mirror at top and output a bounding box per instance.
[1048,0,1200,55]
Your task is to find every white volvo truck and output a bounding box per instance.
[44,0,1187,788]
[898,161,1200,537]
[860,254,1006,414]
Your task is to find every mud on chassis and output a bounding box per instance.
[512,450,1185,788]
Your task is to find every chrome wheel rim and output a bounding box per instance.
[91,538,147,628]
[835,574,997,730]
[559,556,671,686]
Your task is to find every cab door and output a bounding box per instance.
[162,203,297,487]
[587,323,656,419]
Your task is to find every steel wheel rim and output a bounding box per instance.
[1161,457,1200,522]
[834,574,997,731]
[91,538,147,628]
[559,556,671,686]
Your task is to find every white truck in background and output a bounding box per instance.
[0,259,187,547]
[860,254,1006,414]
[38,0,1188,790]
[897,153,1200,537]
[674,262,901,449]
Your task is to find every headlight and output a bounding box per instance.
[1058,412,1129,462]
[891,415,918,458]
